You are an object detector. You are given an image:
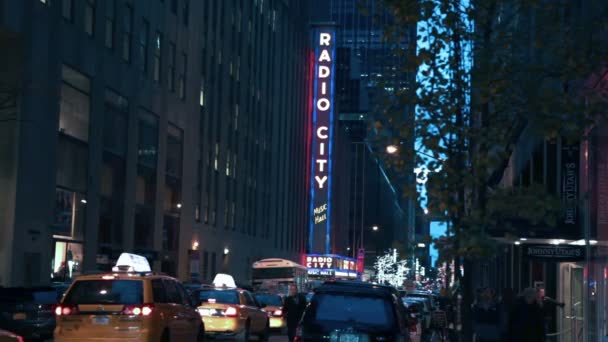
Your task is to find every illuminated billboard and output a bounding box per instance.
[309,24,336,254]
[305,254,358,279]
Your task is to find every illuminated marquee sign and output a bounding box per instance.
[309,24,336,254]
[306,254,358,279]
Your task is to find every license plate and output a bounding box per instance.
[93,316,110,325]
[12,313,26,320]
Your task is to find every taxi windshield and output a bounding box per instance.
[196,290,239,305]
[254,294,282,306]
[63,280,143,305]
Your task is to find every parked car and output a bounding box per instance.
[296,280,412,341]
[403,297,431,331]
[405,290,438,309]
[0,287,62,341]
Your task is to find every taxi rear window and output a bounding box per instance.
[63,280,143,305]
[196,290,239,304]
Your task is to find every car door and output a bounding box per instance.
[162,279,190,340]
[242,291,265,333]
[176,282,201,339]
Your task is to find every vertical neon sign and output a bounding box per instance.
[309,24,336,254]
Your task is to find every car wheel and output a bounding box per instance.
[197,323,206,342]
[236,320,251,342]
[258,321,270,342]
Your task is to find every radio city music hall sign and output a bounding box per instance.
[309,26,336,254]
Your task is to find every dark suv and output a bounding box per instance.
[296,281,411,342]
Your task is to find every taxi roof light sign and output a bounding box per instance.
[112,253,152,273]
[212,273,237,288]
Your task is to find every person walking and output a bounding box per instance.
[507,288,545,342]
[472,287,501,342]
[537,287,564,340]
[283,284,307,342]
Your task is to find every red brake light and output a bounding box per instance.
[224,306,238,317]
[273,309,283,317]
[122,304,154,316]
[55,305,78,316]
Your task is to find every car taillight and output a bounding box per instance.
[273,309,283,317]
[122,304,154,316]
[55,305,79,316]
[224,306,238,317]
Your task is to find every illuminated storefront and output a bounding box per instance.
[309,24,337,254]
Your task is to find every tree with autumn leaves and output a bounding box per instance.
[369,0,608,338]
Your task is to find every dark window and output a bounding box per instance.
[176,283,190,305]
[254,294,283,306]
[252,267,296,279]
[195,290,239,305]
[153,31,162,82]
[137,109,159,168]
[162,279,181,304]
[104,0,115,48]
[84,0,96,36]
[122,4,133,62]
[183,0,189,26]
[168,43,176,91]
[179,52,187,100]
[211,253,217,276]
[62,0,73,21]
[243,291,256,307]
[203,251,209,282]
[64,280,143,304]
[547,140,558,194]
[171,0,177,14]
[166,124,183,178]
[103,89,129,156]
[151,279,167,303]
[139,19,150,72]
[532,144,544,185]
[59,65,91,142]
[303,293,395,331]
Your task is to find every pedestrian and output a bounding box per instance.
[283,284,307,342]
[507,287,545,342]
[499,288,515,341]
[536,287,564,340]
[472,287,501,342]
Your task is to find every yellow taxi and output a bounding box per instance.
[253,293,285,330]
[54,253,205,342]
[192,274,269,341]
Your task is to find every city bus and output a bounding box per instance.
[252,258,308,295]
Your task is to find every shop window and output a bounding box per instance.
[51,187,86,238]
[51,241,83,282]
[59,65,90,142]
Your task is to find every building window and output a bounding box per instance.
[122,4,133,62]
[51,187,87,237]
[171,0,177,14]
[183,0,189,27]
[137,109,159,169]
[213,143,219,171]
[178,52,187,100]
[234,104,238,131]
[103,89,129,156]
[199,77,205,107]
[104,0,115,48]
[59,65,91,142]
[139,19,149,72]
[84,0,96,36]
[226,149,231,176]
[168,43,176,91]
[62,0,73,21]
[153,31,162,82]
[166,124,183,178]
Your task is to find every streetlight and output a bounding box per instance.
[386,145,398,154]
[223,247,230,255]
[372,225,379,231]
